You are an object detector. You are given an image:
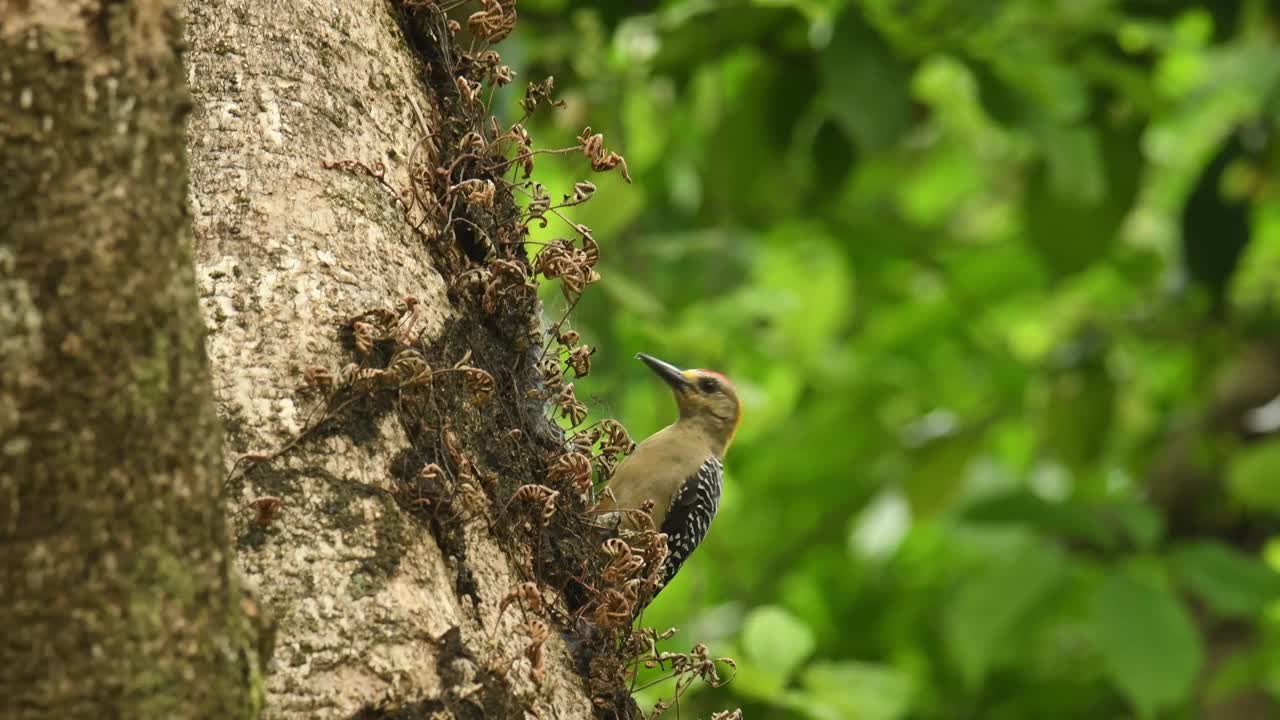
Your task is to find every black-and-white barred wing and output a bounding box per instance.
[658,456,723,587]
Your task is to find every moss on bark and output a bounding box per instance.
[0,4,262,718]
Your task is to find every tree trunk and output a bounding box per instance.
[182,1,602,717]
[3,0,631,715]
[1,2,262,718]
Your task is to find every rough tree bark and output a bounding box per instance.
[183,1,604,718]
[4,0,639,716]
[1,1,261,717]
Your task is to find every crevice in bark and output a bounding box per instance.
[350,626,531,720]
[377,5,646,717]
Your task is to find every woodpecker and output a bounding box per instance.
[596,352,741,594]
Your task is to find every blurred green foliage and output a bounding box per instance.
[510,0,1280,716]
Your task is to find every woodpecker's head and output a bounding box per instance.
[637,353,741,452]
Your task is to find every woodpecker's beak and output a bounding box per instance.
[636,353,691,391]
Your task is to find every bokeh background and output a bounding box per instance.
[508,1,1280,717]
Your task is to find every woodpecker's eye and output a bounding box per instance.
[698,377,718,394]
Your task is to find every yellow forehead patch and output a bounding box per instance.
[681,370,697,381]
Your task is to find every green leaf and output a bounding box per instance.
[598,266,665,318]
[1093,567,1203,717]
[943,540,1065,687]
[960,489,1115,547]
[731,655,792,701]
[741,605,817,685]
[1048,127,1105,202]
[1109,498,1165,550]
[1171,541,1280,618]
[518,0,568,13]
[1038,362,1116,473]
[1227,440,1280,512]
[819,10,911,150]
[903,427,982,517]
[899,144,985,225]
[1023,118,1142,278]
[797,660,914,720]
